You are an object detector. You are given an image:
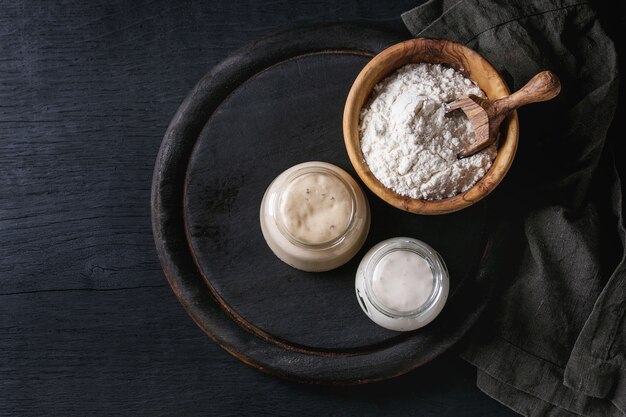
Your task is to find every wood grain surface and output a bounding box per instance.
[454,70,561,158]
[171,29,499,381]
[0,1,522,415]
[343,38,519,214]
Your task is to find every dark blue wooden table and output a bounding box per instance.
[0,1,546,415]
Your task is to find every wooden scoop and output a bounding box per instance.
[446,70,561,159]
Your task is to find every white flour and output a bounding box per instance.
[360,63,497,200]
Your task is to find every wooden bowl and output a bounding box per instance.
[343,38,518,214]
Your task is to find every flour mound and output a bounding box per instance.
[359,63,497,200]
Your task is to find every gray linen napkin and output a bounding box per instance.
[402,1,625,416]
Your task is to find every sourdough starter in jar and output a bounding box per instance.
[260,162,370,272]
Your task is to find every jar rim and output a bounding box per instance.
[363,238,447,318]
[270,165,358,250]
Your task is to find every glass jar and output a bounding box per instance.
[355,237,449,331]
[260,161,370,272]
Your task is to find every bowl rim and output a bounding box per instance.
[343,37,519,215]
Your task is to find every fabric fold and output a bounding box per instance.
[564,151,626,412]
[477,371,583,417]
[401,0,625,416]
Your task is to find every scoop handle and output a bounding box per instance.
[496,71,561,114]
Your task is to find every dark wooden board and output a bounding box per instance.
[1,0,526,415]
[153,23,502,383]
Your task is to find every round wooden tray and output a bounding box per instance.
[152,23,503,384]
